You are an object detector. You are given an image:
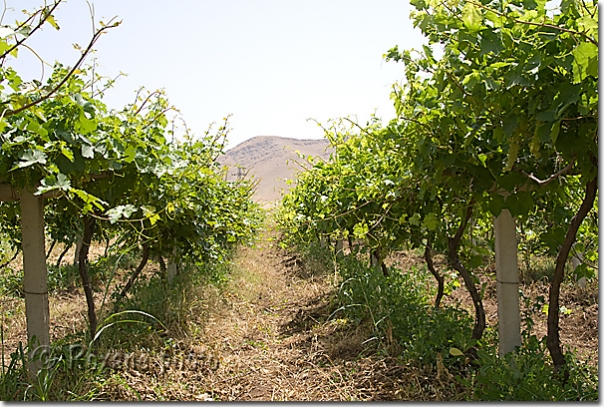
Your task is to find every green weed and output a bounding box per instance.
[468,335,598,401]
[326,251,473,367]
[291,238,598,401]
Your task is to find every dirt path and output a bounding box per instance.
[186,224,479,401]
[99,225,597,401]
[190,228,403,401]
[101,225,445,401]
[2,223,595,400]
[1,225,450,401]
[61,222,461,401]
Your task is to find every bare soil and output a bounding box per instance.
[101,232,598,400]
[0,229,598,401]
[99,230,462,401]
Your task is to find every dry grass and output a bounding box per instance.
[0,230,597,400]
[1,240,142,354]
[84,228,464,401]
[165,229,462,401]
[1,286,90,357]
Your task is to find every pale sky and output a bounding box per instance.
[8,1,427,149]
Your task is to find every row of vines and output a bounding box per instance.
[0,0,261,379]
[278,0,597,390]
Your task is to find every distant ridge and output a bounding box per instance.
[217,136,332,203]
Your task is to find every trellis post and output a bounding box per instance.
[19,190,50,377]
[494,208,521,356]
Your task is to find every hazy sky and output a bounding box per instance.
[8,1,427,149]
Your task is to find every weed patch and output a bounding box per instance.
[289,239,598,401]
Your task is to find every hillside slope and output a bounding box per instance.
[217,136,332,203]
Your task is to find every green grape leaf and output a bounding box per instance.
[13,149,47,170]
[462,2,482,32]
[124,145,137,163]
[38,173,71,195]
[572,263,595,281]
[572,42,598,83]
[422,212,438,231]
[77,114,97,135]
[550,121,561,144]
[81,144,94,159]
[487,194,506,217]
[503,115,518,137]
[353,222,369,239]
[105,204,138,224]
[505,191,535,217]
[45,15,60,30]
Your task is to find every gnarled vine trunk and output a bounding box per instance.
[167,247,178,284]
[447,202,486,341]
[424,244,444,308]
[118,244,151,300]
[0,249,19,270]
[335,239,343,256]
[73,236,83,266]
[547,173,597,376]
[45,240,56,259]
[78,215,98,340]
[370,249,389,277]
[55,244,71,268]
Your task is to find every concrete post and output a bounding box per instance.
[494,209,521,356]
[73,237,83,266]
[370,251,379,270]
[335,239,343,257]
[20,190,50,377]
[167,248,178,284]
[571,244,586,289]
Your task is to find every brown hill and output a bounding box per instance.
[217,136,332,203]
